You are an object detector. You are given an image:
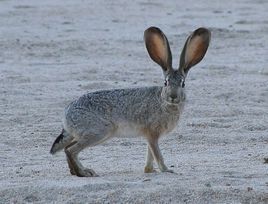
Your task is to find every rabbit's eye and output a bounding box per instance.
[182,81,185,88]
[164,80,168,86]
[164,76,170,86]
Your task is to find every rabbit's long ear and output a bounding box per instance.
[144,27,172,72]
[178,28,210,76]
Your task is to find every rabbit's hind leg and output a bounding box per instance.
[64,125,115,177]
[64,141,78,175]
[64,138,99,177]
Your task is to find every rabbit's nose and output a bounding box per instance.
[170,93,177,100]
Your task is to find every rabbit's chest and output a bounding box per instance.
[149,102,185,135]
[160,110,181,134]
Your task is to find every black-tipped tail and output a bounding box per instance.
[50,130,65,154]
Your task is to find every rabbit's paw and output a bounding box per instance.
[163,169,174,173]
[144,166,156,173]
[76,168,99,177]
[162,168,178,174]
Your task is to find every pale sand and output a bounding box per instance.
[0,0,268,203]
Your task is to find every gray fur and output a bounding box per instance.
[63,86,185,139]
[50,26,210,177]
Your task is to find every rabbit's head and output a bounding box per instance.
[144,27,210,105]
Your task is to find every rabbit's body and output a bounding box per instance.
[50,26,210,177]
[63,86,185,141]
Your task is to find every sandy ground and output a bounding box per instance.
[0,0,268,203]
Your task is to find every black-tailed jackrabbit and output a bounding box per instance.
[50,27,211,177]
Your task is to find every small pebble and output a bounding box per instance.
[247,187,253,191]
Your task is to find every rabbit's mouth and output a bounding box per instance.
[165,98,181,105]
[165,94,186,106]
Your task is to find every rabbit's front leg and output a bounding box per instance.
[147,138,174,173]
[144,145,156,173]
